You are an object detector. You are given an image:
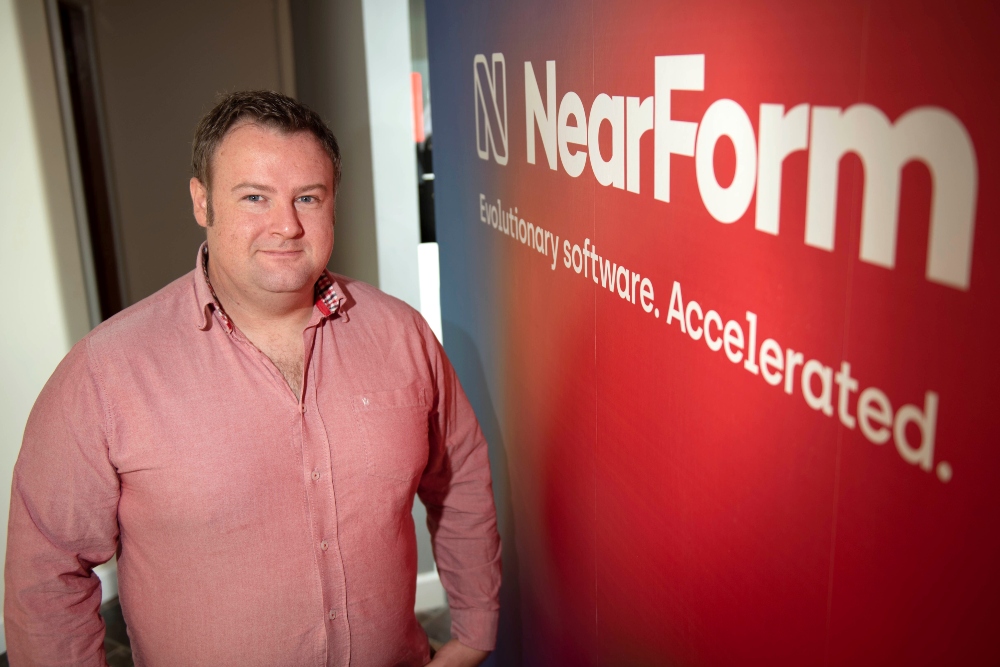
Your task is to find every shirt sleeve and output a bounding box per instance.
[416,326,502,652]
[4,338,120,666]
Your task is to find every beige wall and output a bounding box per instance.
[0,0,91,651]
[90,0,294,304]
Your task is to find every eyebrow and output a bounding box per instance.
[293,183,329,195]
[231,182,329,195]
[231,182,275,193]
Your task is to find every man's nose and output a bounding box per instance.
[271,199,305,238]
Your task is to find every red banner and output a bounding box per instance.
[429,1,1000,663]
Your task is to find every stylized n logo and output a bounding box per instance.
[474,53,508,165]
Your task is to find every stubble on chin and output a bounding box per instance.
[248,259,318,295]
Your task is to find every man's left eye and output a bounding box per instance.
[298,196,315,204]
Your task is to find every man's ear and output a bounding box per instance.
[190,177,209,228]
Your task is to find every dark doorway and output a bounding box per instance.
[56,0,124,321]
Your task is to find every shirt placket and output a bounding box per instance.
[300,321,351,667]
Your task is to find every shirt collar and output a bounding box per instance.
[194,242,345,331]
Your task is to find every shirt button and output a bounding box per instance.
[311,470,321,481]
[362,397,369,406]
[328,609,337,620]
[320,540,329,551]
[299,404,306,414]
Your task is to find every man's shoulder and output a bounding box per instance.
[84,270,198,351]
[36,271,197,404]
[333,273,429,335]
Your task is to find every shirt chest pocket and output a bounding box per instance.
[352,383,430,482]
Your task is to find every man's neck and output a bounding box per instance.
[206,262,315,337]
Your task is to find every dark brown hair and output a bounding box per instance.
[191,90,342,189]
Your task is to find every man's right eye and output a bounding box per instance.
[245,194,264,203]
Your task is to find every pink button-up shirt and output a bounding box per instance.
[5,248,501,666]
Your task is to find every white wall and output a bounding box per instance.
[361,0,424,310]
[0,0,91,652]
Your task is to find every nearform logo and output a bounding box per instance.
[473,51,979,290]
[474,53,509,165]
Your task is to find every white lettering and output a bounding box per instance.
[558,92,588,177]
[755,103,809,235]
[666,281,686,333]
[894,391,938,471]
[801,360,834,417]
[654,54,704,203]
[589,94,625,188]
[685,300,703,341]
[639,277,655,313]
[704,310,723,352]
[759,338,783,386]
[743,310,759,374]
[858,386,892,445]
[806,105,977,289]
[515,57,980,291]
[627,96,654,194]
[616,265,630,300]
[834,361,858,429]
[525,61,557,169]
[723,319,744,364]
[696,99,757,223]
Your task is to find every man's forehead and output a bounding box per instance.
[219,121,322,151]
[211,122,334,178]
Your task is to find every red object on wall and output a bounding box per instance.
[412,71,425,144]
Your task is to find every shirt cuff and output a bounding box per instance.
[449,607,500,652]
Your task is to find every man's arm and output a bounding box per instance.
[417,326,502,664]
[5,339,120,666]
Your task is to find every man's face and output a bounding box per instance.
[189,122,335,299]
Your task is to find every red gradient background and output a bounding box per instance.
[428,1,1000,664]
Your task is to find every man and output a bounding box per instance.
[5,91,501,666]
